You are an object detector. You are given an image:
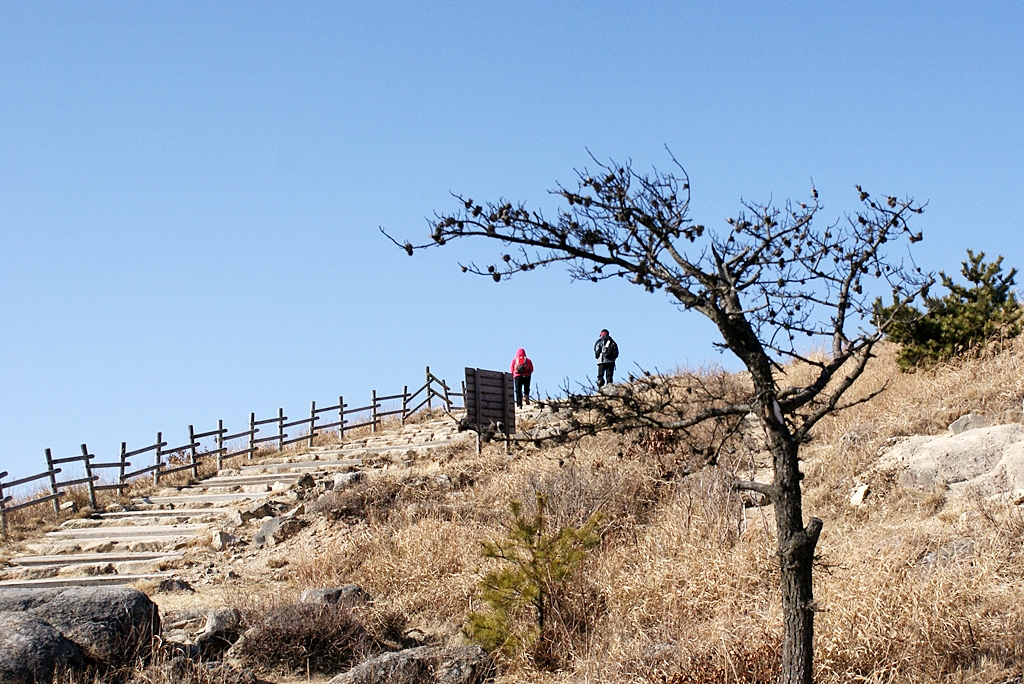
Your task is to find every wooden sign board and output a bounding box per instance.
[464,368,515,435]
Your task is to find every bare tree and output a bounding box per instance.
[386,155,928,683]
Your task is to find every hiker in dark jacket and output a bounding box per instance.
[510,348,534,408]
[594,329,618,387]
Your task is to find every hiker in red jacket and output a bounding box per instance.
[510,348,534,409]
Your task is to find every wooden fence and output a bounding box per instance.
[0,367,462,538]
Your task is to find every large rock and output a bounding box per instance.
[0,611,84,683]
[326,645,494,684]
[252,516,303,548]
[0,586,160,667]
[882,423,1024,501]
[197,607,243,658]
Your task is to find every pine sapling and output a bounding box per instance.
[465,493,603,663]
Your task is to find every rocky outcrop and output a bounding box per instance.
[0,586,160,667]
[881,423,1024,501]
[326,645,494,684]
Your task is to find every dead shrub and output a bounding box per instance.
[306,476,405,523]
[523,456,658,534]
[232,602,373,675]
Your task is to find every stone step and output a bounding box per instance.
[184,473,318,490]
[98,509,231,520]
[305,438,462,457]
[46,524,208,540]
[59,517,209,530]
[138,492,271,505]
[0,573,174,589]
[199,472,307,485]
[11,552,182,567]
[25,538,188,555]
[233,438,461,475]
[239,459,361,473]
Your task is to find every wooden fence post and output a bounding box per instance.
[81,444,97,509]
[248,413,256,460]
[118,442,127,490]
[153,432,163,486]
[277,408,285,451]
[401,385,409,426]
[426,366,432,410]
[215,419,224,471]
[44,449,60,514]
[338,396,345,445]
[188,425,199,481]
[1,473,9,540]
[371,390,378,433]
[308,401,317,448]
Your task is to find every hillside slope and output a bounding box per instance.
[4,341,1024,683]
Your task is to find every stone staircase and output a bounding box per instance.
[0,413,472,589]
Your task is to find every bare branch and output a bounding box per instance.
[734,480,777,499]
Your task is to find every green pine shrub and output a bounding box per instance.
[875,250,1022,371]
[465,493,604,667]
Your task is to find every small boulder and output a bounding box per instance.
[326,645,494,684]
[948,413,989,435]
[197,608,243,658]
[849,484,870,507]
[334,472,363,489]
[156,578,195,594]
[252,516,303,548]
[234,501,273,525]
[211,530,235,551]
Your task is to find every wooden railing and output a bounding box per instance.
[0,366,463,538]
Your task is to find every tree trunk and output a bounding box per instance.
[723,316,824,683]
[773,435,822,684]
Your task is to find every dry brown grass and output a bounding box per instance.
[282,340,1024,683]
[12,344,1024,682]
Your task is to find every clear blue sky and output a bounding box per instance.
[2,2,1022,481]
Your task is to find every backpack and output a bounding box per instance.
[603,338,619,361]
[516,359,530,375]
